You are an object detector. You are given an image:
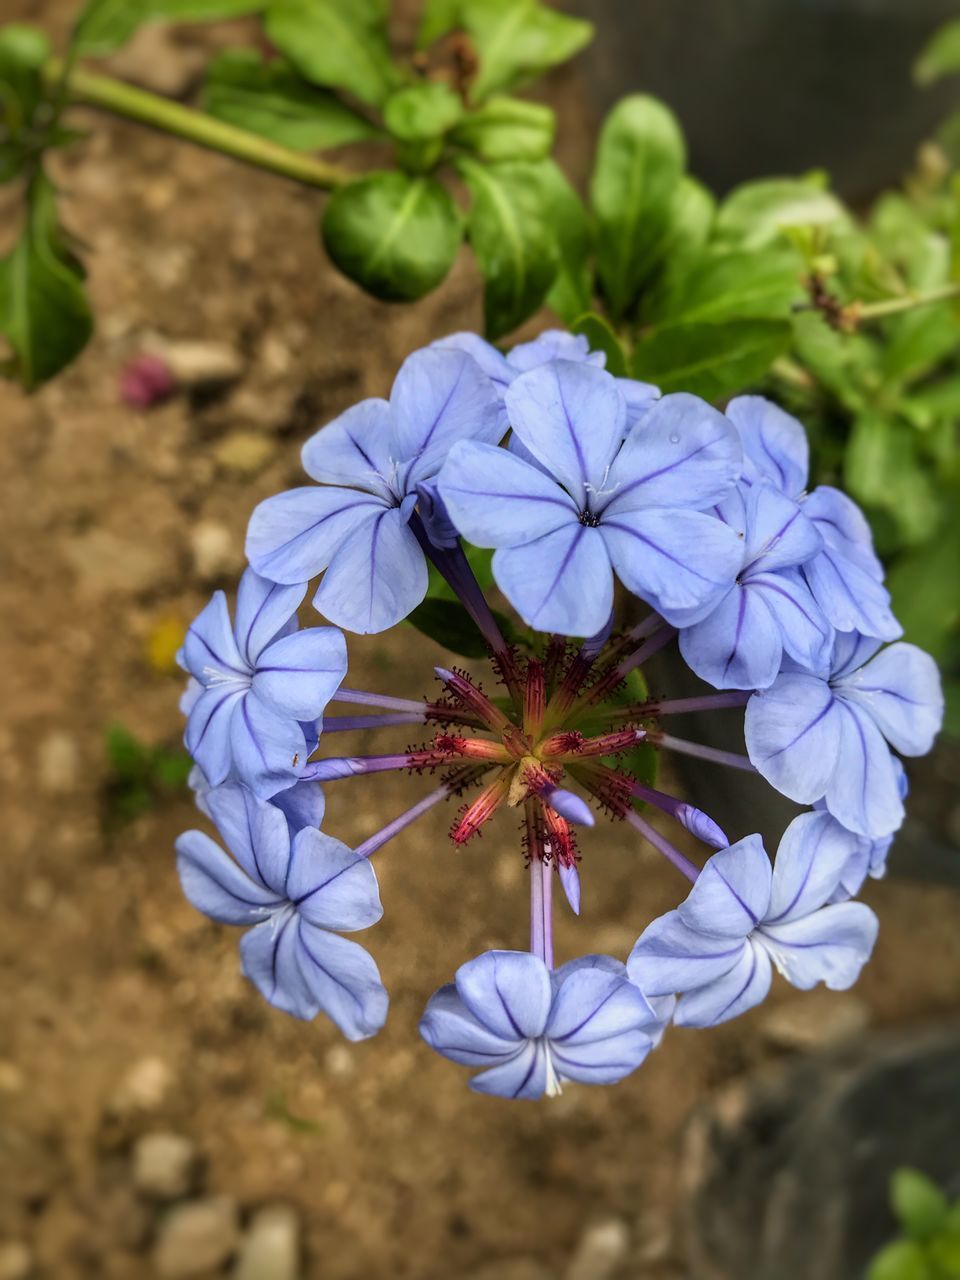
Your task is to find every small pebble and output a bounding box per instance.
[234,1204,300,1280]
[111,1057,174,1115]
[565,1218,630,1280]
[190,520,243,583]
[0,1242,33,1280]
[158,340,243,389]
[133,1132,198,1200]
[213,431,276,477]
[154,1196,239,1278]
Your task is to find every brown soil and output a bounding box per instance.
[1,9,959,1279]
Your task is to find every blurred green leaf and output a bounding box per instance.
[426,543,495,600]
[715,175,849,250]
[451,95,554,162]
[322,171,462,302]
[0,25,52,182]
[646,247,804,327]
[0,170,93,390]
[417,0,461,49]
[914,18,960,86]
[571,312,626,376]
[845,413,940,545]
[73,0,264,55]
[461,0,593,102]
[459,156,558,338]
[882,304,959,386]
[867,1240,931,1280]
[265,0,398,108]
[631,319,790,401]
[384,81,463,141]
[790,311,874,414]
[534,158,591,322]
[203,49,382,150]
[407,597,512,657]
[590,95,686,318]
[103,724,191,825]
[892,1170,950,1241]
[887,520,960,661]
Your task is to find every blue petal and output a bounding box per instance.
[834,642,943,757]
[419,984,518,1065]
[674,942,772,1027]
[470,1041,549,1099]
[550,1030,653,1085]
[438,441,579,545]
[183,591,247,682]
[293,920,388,1039]
[271,780,326,834]
[230,693,306,799]
[627,911,749,996]
[508,330,600,371]
[239,912,313,1017]
[432,332,514,389]
[765,811,861,923]
[493,524,612,637]
[252,627,347,721]
[741,485,821,573]
[602,392,741,513]
[830,630,883,679]
[504,361,626,506]
[184,685,245,788]
[748,570,834,673]
[300,399,395,501]
[616,377,661,432]
[547,965,656,1047]
[455,951,552,1041]
[286,827,383,931]
[745,673,842,804]
[679,582,784,691]
[602,508,742,624]
[414,479,459,549]
[802,545,902,642]
[246,486,388,585]
[725,395,809,496]
[756,902,879,990]
[389,346,504,483]
[558,861,581,914]
[311,506,428,634]
[233,570,306,668]
[176,830,283,924]
[822,701,904,837]
[804,485,884,582]
[678,835,772,938]
[205,781,292,891]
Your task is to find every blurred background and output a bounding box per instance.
[1,2,958,1278]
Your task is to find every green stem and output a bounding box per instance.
[43,58,354,190]
[857,282,960,321]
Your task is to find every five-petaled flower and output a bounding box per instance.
[177,782,388,1039]
[745,631,943,837]
[245,347,503,633]
[628,814,880,1026]
[180,568,347,798]
[438,360,744,636]
[419,951,670,1099]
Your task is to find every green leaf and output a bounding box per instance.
[892,1171,950,1241]
[322,171,462,302]
[646,247,804,327]
[590,95,686,318]
[715,175,849,250]
[73,0,264,55]
[571,312,626,376]
[881,305,959,387]
[384,81,463,142]
[887,521,960,660]
[458,156,559,339]
[915,18,960,85]
[0,170,93,390]
[867,1240,931,1280]
[844,413,940,545]
[0,24,52,181]
[203,49,381,151]
[265,0,398,108]
[631,319,790,402]
[417,0,462,49]
[407,597,512,657]
[461,0,593,101]
[426,543,495,601]
[534,158,591,322]
[451,95,555,162]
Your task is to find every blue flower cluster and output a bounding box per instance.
[175,329,943,1098]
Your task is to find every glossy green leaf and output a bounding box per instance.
[867,1240,931,1280]
[73,0,264,55]
[844,413,940,545]
[631,320,790,402]
[417,0,462,48]
[384,81,463,141]
[715,175,849,250]
[461,0,593,101]
[0,171,93,390]
[265,0,398,108]
[915,18,960,85]
[322,171,462,302]
[203,49,381,150]
[451,96,555,161]
[535,158,591,322]
[590,95,686,318]
[459,156,559,339]
[571,312,626,376]
[407,597,512,657]
[892,1170,950,1241]
[646,248,804,328]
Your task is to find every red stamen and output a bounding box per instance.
[450,771,511,844]
[435,667,511,733]
[541,727,646,761]
[541,804,579,869]
[434,734,511,762]
[523,659,546,737]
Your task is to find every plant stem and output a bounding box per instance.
[856,282,960,321]
[44,58,354,190]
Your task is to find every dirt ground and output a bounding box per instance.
[1,7,959,1280]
